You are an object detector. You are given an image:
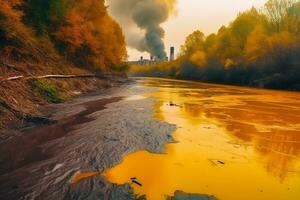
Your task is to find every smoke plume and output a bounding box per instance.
[107,0,176,59]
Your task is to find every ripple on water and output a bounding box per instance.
[103,78,300,200]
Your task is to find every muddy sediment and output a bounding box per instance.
[0,97,123,175]
[0,83,176,200]
[166,191,217,200]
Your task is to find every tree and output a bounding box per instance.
[284,1,300,34]
[213,26,241,63]
[204,33,216,53]
[180,30,205,56]
[264,0,297,32]
[267,31,298,70]
[54,0,127,70]
[245,25,270,63]
[231,7,266,49]
[0,0,34,45]
[129,0,300,90]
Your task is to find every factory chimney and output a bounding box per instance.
[140,56,144,65]
[170,47,175,61]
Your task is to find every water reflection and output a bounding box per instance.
[103,78,300,200]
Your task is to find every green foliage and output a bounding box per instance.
[31,78,65,103]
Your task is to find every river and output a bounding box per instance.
[103,78,300,200]
[1,78,300,200]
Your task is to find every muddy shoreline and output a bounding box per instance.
[1,77,299,200]
[0,79,177,200]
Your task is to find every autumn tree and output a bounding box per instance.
[53,0,127,71]
[130,0,300,90]
[230,8,267,49]
[245,25,270,63]
[264,0,297,32]
[284,1,300,34]
[0,0,28,42]
[180,30,205,56]
[0,0,44,62]
[268,31,299,70]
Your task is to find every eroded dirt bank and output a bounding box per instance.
[0,75,127,134]
[0,81,177,200]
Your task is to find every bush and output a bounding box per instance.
[31,78,65,103]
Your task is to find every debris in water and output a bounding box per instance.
[208,159,226,166]
[168,102,182,107]
[166,190,217,200]
[218,160,225,165]
[203,126,213,129]
[131,179,142,186]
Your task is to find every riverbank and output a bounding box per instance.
[0,79,177,199]
[2,77,299,200]
[0,0,128,134]
[0,73,127,138]
[0,78,223,200]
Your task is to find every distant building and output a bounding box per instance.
[127,56,156,66]
[170,46,175,61]
[127,47,175,66]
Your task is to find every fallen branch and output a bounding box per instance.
[131,179,142,186]
[37,74,106,79]
[0,74,106,83]
[3,76,25,81]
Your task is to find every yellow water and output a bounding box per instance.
[103,78,300,200]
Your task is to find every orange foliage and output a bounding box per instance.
[0,0,23,20]
[245,25,270,62]
[246,26,298,64]
[0,0,41,63]
[54,0,127,71]
[0,0,127,72]
[0,0,27,38]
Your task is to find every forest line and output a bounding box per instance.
[130,0,300,90]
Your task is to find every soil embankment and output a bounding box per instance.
[0,70,127,136]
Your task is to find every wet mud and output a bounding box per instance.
[0,83,176,200]
[2,78,299,200]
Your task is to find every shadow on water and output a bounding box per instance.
[0,97,123,176]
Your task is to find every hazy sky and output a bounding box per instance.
[126,0,267,61]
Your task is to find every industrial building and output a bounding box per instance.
[127,47,175,66]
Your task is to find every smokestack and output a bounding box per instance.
[170,46,175,61]
[107,0,176,59]
[140,56,144,65]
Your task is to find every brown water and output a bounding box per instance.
[103,78,300,200]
